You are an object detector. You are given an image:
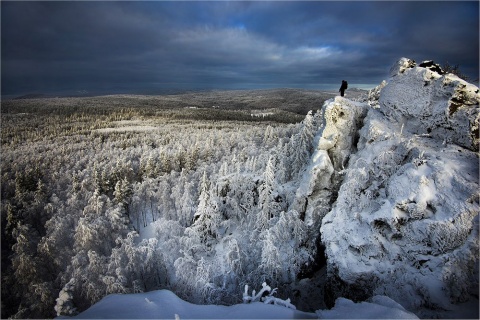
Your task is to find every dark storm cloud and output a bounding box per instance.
[1,1,478,97]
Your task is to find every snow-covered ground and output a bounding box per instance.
[96,120,158,132]
[69,289,418,319]
[96,126,158,133]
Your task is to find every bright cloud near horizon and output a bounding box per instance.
[1,1,478,97]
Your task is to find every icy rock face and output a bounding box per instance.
[296,97,367,228]
[380,57,480,151]
[388,57,416,77]
[367,80,387,109]
[319,59,479,317]
[319,97,368,171]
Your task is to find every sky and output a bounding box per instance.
[1,1,479,97]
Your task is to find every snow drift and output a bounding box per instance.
[317,58,479,318]
[70,288,418,319]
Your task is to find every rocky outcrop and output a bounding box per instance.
[294,97,367,230]
[379,57,479,151]
[315,58,479,318]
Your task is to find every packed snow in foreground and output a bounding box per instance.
[69,289,418,319]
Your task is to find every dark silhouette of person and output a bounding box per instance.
[339,80,348,97]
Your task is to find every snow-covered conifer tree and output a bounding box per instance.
[92,164,103,194]
[100,170,111,195]
[54,278,78,316]
[192,188,222,244]
[259,230,282,285]
[156,179,175,221]
[144,154,157,178]
[193,171,210,222]
[38,204,75,270]
[256,157,281,231]
[159,151,171,173]
[289,111,316,177]
[270,210,310,282]
[113,177,132,215]
[179,181,196,226]
[185,146,199,171]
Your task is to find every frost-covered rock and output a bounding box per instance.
[379,57,479,151]
[318,58,479,318]
[320,97,368,171]
[293,149,334,228]
[389,57,416,77]
[294,97,367,228]
[367,80,387,109]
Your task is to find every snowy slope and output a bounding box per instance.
[70,289,418,319]
[317,58,479,318]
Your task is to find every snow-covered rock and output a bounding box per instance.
[295,97,368,228]
[295,149,334,228]
[389,57,417,77]
[380,57,479,151]
[367,80,387,109]
[320,97,368,171]
[318,58,479,318]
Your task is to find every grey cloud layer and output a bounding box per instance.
[2,1,478,96]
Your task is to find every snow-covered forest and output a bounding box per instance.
[1,59,479,319]
[1,88,335,318]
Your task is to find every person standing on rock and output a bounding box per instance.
[339,80,348,97]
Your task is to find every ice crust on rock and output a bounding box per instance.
[317,58,479,318]
[380,57,480,151]
[389,57,416,77]
[320,97,368,171]
[294,97,367,228]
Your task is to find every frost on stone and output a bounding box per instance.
[389,57,416,77]
[367,80,387,109]
[378,58,480,151]
[319,58,479,317]
[294,96,368,228]
[320,97,368,171]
